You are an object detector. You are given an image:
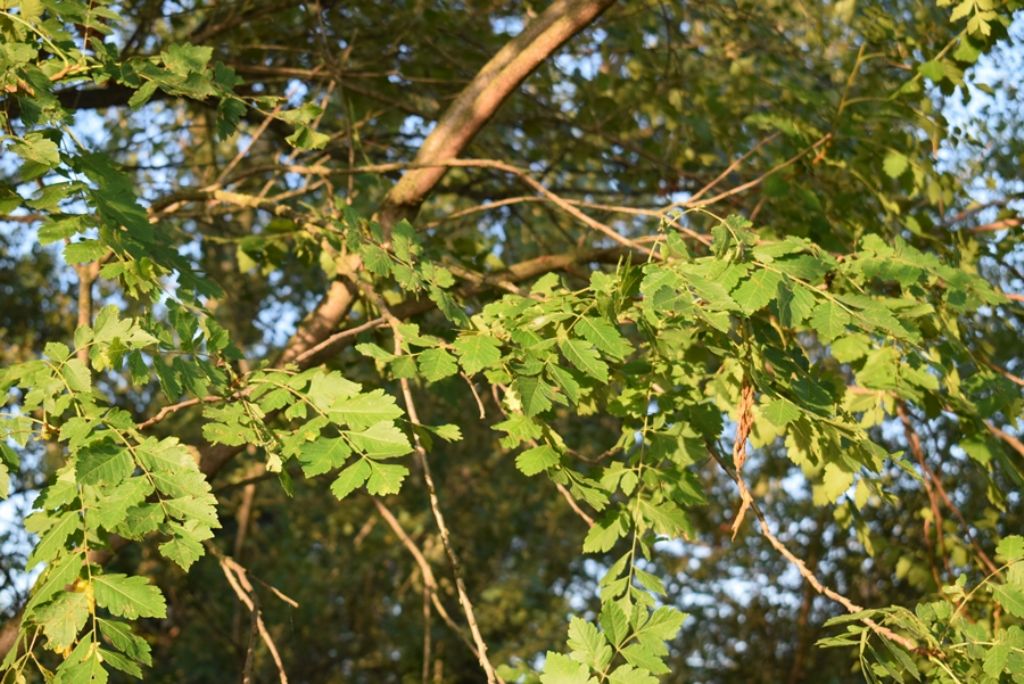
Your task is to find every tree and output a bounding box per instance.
[1,0,1023,681]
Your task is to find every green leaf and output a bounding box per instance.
[541,652,596,684]
[24,553,82,617]
[99,619,152,667]
[830,334,871,363]
[12,132,60,168]
[777,281,817,328]
[732,269,782,313]
[91,477,153,531]
[161,44,213,75]
[286,126,330,150]
[76,442,133,486]
[993,584,1024,618]
[515,444,560,476]
[298,437,352,476]
[93,573,167,619]
[600,602,629,648]
[575,317,632,360]
[26,510,79,570]
[583,513,625,553]
[331,390,403,430]
[418,347,459,382]
[820,463,854,503]
[984,642,1010,678]
[0,443,19,499]
[65,240,108,264]
[98,647,143,679]
[452,335,503,374]
[567,617,612,671]
[761,398,801,428]
[883,150,909,178]
[158,533,204,572]
[306,371,361,409]
[608,665,659,684]
[331,459,372,500]
[621,643,669,675]
[38,591,90,649]
[996,535,1024,563]
[637,607,686,641]
[366,462,409,495]
[347,422,412,458]
[514,376,554,417]
[425,424,462,442]
[809,301,851,343]
[560,339,609,382]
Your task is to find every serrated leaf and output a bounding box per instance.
[452,335,503,375]
[993,584,1024,618]
[761,398,801,428]
[76,442,133,486]
[583,513,625,553]
[158,533,204,571]
[418,347,458,382]
[347,421,412,458]
[996,535,1024,563]
[97,647,143,679]
[93,573,167,619]
[600,602,629,648]
[162,495,219,529]
[91,477,153,531]
[38,591,90,649]
[298,437,351,477]
[637,607,685,641]
[621,643,669,675]
[331,390,403,430]
[777,281,817,328]
[25,553,82,616]
[366,462,409,496]
[425,424,462,442]
[331,459,371,500]
[830,334,871,363]
[608,665,659,684]
[810,300,851,343]
[567,617,612,671]
[99,619,152,667]
[732,269,782,314]
[560,339,609,382]
[821,463,854,502]
[27,510,79,570]
[515,444,560,476]
[515,376,554,417]
[576,317,632,360]
[982,642,1009,678]
[541,652,596,684]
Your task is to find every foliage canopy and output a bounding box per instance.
[1,0,1024,682]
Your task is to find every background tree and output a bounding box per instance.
[1,0,1024,682]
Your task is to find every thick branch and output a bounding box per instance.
[278,0,618,364]
[377,0,618,231]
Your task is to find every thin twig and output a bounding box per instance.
[362,284,500,683]
[555,483,594,527]
[371,499,481,660]
[684,133,779,205]
[292,315,388,365]
[707,444,920,653]
[210,547,290,684]
[461,373,487,420]
[896,402,949,584]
